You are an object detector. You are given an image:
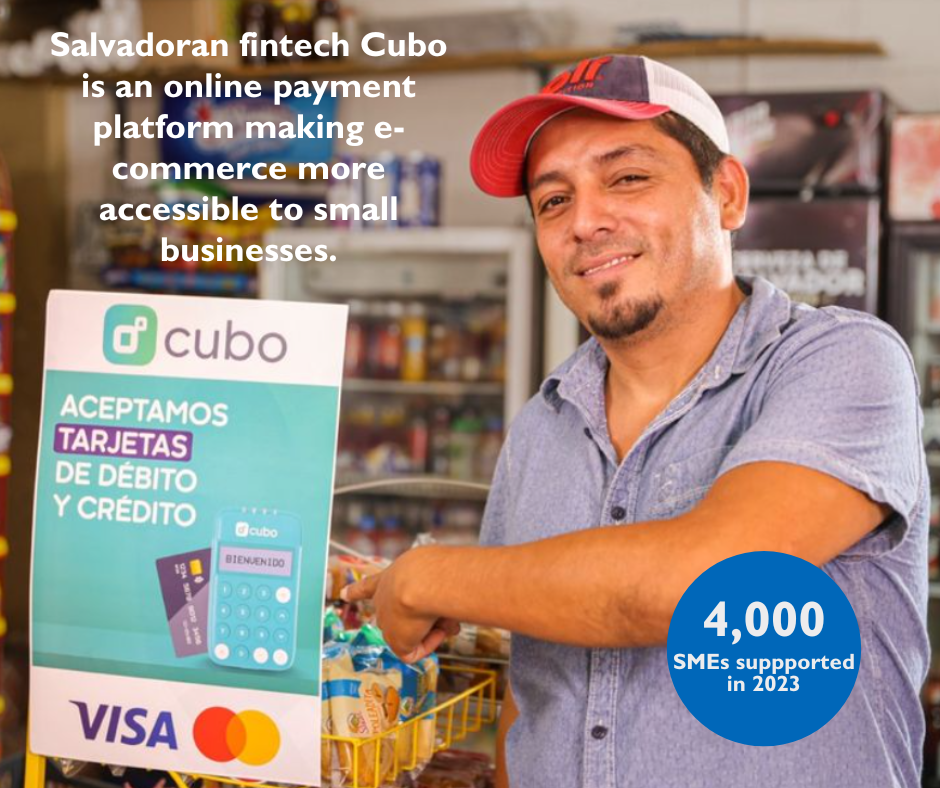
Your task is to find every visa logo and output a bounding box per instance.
[70,701,179,749]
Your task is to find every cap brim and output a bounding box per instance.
[470,94,670,198]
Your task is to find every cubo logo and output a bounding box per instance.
[102,305,289,366]
[104,305,158,366]
[236,521,279,539]
[193,707,280,766]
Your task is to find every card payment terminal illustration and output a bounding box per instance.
[208,509,303,671]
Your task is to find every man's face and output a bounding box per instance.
[527,110,736,342]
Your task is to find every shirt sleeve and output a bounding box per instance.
[718,317,925,558]
[478,429,514,548]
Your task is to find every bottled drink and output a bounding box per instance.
[239,0,271,66]
[313,0,341,59]
[340,5,359,59]
[377,301,404,379]
[344,299,368,378]
[440,309,462,381]
[268,0,289,64]
[428,319,447,381]
[485,305,507,382]
[449,409,480,481]
[401,302,428,382]
[365,302,387,378]
[408,415,429,473]
[430,406,451,477]
[462,309,486,381]
[281,0,314,62]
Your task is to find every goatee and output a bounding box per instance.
[587,282,664,340]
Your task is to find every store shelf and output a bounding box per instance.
[335,474,490,501]
[344,378,504,397]
[0,39,885,86]
[102,267,257,296]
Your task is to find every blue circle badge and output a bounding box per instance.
[667,551,860,746]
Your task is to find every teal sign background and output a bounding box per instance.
[32,371,338,696]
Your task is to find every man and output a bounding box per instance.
[344,56,928,787]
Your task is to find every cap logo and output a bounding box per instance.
[542,57,613,95]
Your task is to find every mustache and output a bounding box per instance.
[565,240,650,275]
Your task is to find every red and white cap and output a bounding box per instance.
[470,55,731,197]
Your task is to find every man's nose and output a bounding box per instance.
[570,188,617,243]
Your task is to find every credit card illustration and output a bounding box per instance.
[156,549,212,658]
[208,508,303,671]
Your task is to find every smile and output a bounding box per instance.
[580,253,642,277]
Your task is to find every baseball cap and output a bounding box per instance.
[470,55,731,198]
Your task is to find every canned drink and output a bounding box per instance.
[400,152,441,228]
[364,152,401,231]
[327,154,364,231]
[398,153,422,228]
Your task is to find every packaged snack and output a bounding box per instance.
[321,642,355,786]
[350,623,387,669]
[383,651,439,772]
[326,660,402,786]
[324,606,345,643]
[351,624,441,774]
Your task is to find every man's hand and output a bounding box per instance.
[342,547,461,662]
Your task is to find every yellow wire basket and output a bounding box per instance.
[165,663,498,788]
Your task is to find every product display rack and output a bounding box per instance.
[101,267,257,297]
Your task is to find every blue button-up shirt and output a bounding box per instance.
[480,276,928,788]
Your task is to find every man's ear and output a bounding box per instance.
[714,156,749,232]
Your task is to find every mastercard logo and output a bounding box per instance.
[193,707,281,766]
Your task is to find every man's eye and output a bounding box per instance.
[616,174,649,185]
[539,196,567,213]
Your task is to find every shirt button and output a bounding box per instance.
[611,506,626,521]
[591,725,608,740]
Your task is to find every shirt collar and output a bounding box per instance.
[540,275,793,418]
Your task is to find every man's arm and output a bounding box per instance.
[344,460,888,656]
[495,682,517,788]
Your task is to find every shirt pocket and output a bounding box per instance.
[647,444,736,518]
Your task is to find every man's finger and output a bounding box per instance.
[402,626,449,663]
[341,572,381,602]
[438,618,461,637]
